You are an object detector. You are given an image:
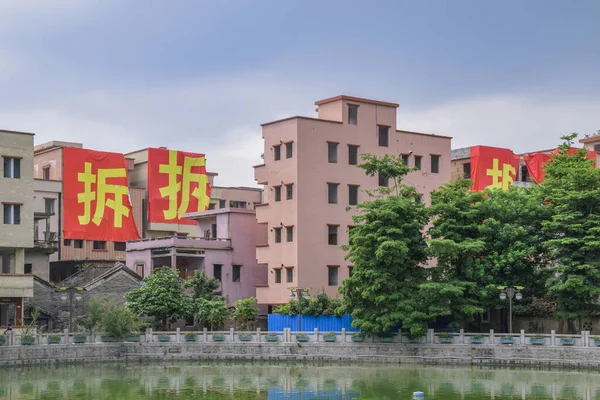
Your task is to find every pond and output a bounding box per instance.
[0,362,597,399]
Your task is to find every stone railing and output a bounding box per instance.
[1,328,598,348]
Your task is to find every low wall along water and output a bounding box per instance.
[1,328,600,368]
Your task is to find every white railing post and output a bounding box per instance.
[147,328,153,343]
[520,329,525,345]
[551,330,556,346]
[489,329,494,345]
[257,328,261,343]
[581,331,586,347]
[428,329,434,344]
[341,328,346,343]
[459,329,465,344]
[203,327,208,342]
[229,327,234,342]
[314,328,318,342]
[176,328,180,343]
[64,328,69,344]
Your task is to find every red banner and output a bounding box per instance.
[63,148,140,241]
[470,146,521,192]
[524,147,596,183]
[147,148,211,225]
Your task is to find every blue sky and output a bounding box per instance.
[1,0,598,186]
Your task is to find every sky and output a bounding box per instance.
[1,0,599,186]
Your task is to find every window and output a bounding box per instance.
[42,166,50,180]
[93,241,106,250]
[401,154,409,166]
[348,185,359,206]
[481,308,490,323]
[208,203,216,210]
[211,223,217,239]
[232,265,241,282]
[348,145,359,165]
[63,239,72,246]
[3,204,20,225]
[274,145,281,161]
[328,266,339,286]
[136,264,145,278]
[44,198,55,214]
[219,199,226,208]
[3,157,20,179]
[285,183,293,200]
[463,162,471,179]
[327,183,338,204]
[520,165,530,182]
[229,200,247,209]
[275,268,282,283]
[348,266,354,277]
[24,263,32,274]
[378,126,389,147]
[431,155,440,174]
[274,186,281,202]
[378,172,388,187]
[327,142,338,163]
[348,104,358,125]
[213,264,222,281]
[414,156,422,171]
[328,225,338,245]
[74,239,84,249]
[286,268,293,283]
[274,227,282,243]
[285,142,293,159]
[286,226,293,242]
[114,242,126,251]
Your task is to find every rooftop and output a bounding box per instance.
[315,95,399,108]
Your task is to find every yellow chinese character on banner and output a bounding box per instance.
[485,158,516,190]
[77,162,130,227]
[158,150,210,220]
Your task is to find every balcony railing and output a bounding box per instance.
[127,235,231,251]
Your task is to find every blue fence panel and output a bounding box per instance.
[268,314,359,332]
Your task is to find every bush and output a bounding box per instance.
[231,298,258,330]
[438,332,453,339]
[102,305,139,340]
[185,332,197,338]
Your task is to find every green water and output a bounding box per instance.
[0,362,597,399]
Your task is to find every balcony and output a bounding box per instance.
[0,274,34,297]
[254,164,267,185]
[127,235,232,252]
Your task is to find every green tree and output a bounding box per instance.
[539,133,600,321]
[102,304,139,340]
[184,271,222,302]
[125,267,189,330]
[76,297,107,335]
[339,154,430,337]
[197,299,229,331]
[231,297,258,330]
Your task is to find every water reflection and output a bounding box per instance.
[0,362,598,399]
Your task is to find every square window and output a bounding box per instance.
[42,166,50,180]
[219,199,226,208]
[328,266,339,286]
[213,264,222,281]
[24,263,32,274]
[431,155,440,173]
[348,185,359,206]
[378,172,388,187]
[348,104,358,125]
[208,203,216,210]
[285,142,293,158]
[232,265,241,282]
[274,227,282,243]
[414,156,422,171]
[63,239,72,246]
[285,184,293,200]
[328,225,338,245]
[348,145,359,165]
[274,186,281,202]
[44,198,55,214]
[136,264,145,278]
[275,268,282,283]
[93,241,106,250]
[378,126,389,147]
[114,241,126,251]
[286,268,293,283]
[327,183,338,204]
[401,154,409,166]
[327,142,338,163]
[74,240,84,249]
[463,162,471,179]
[3,204,21,224]
[274,145,281,161]
[3,157,21,179]
[286,226,293,242]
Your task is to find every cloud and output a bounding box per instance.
[400,94,600,153]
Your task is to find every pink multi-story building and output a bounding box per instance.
[254,95,452,308]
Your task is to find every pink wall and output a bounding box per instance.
[256,96,451,305]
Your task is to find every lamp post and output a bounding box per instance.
[289,287,310,332]
[498,286,523,333]
[60,287,83,332]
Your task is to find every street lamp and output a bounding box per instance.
[289,287,310,332]
[498,286,523,333]
[60,287,83,332]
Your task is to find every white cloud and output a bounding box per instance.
[400,94,600,153]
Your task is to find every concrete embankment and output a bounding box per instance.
[1,342,600,369]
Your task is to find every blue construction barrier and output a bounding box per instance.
[268,314,359,332]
